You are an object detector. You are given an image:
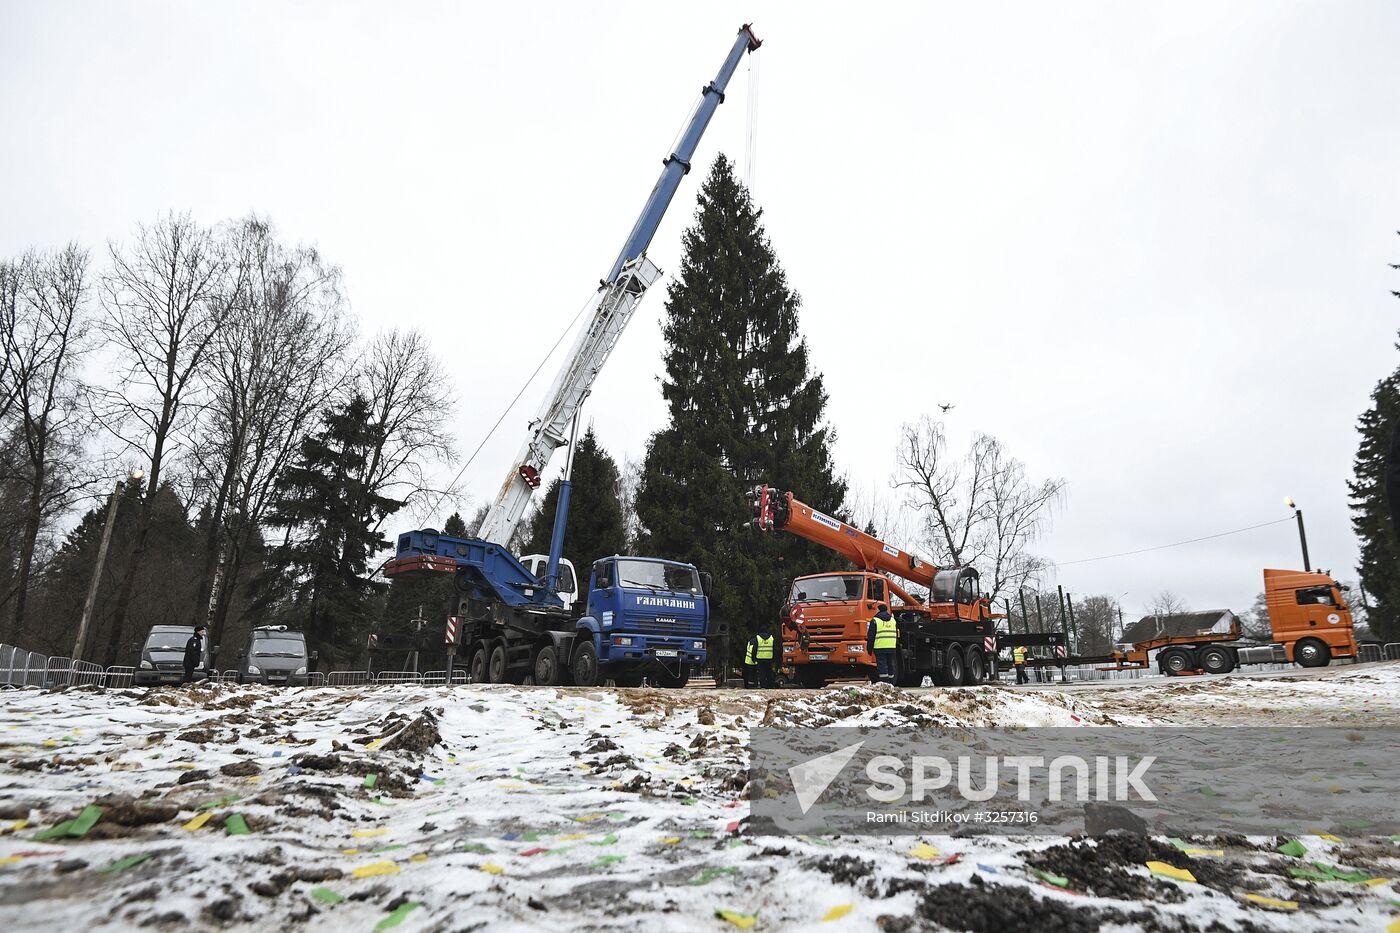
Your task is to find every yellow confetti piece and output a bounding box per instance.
[1318,833,1343,842]
[661,836,682,845]
[1326,786,1345,794]
[342,848,359,856]
[557,833,587,842]
[822,904,854,921]
[1146,861,1196,883]
[182,812,213,832]
[1243,894,1297,911]
[1388,919,1400,933]
[716,909,757,929]
[1182,848,1224,857]
[6,820,29,833]
[175,763,196,770]
[480,863,504,875]
[410,854,428,863]
[0,856,20,866]
[43,739,58,747]
[365,738,385,751]
[573,813,603,823]
[1363,877,1389,887]
[351,861,399,879]
[352,828,389,838]
[907,843,940,860]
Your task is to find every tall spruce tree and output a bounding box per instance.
[523,426,627,582]
[636,155,846,659]
[260,394,403,665]
[1349,320,1400,642]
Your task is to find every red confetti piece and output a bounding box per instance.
[520,847,547,857]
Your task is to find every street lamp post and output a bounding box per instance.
[72,469,144,662]
[1284,497,1311,572]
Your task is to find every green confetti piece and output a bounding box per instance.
[363,774,378,789]
[541,846,576,857]
[1166,837,1191,851]
[688,867,736,885]
[522,831,541,842]
[692,830,714,839]
[370,844,408,854]
[1032,869,1070,888]
[369,796,396,807]
[1198,786,1220,798]
[197,794,241,811]
[1288,867,1333,882]
[460,843,491,854]
[66,806,103,837]
[375,901,420,929]
[589,834,618,846]
[97,853,155,873]
[310,887,345,904]
[681,798,697,806]
[32,819,76,841]
[1278,840,1307,858]
[594,854,625,866]
[225,813,250,835]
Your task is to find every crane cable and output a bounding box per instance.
[1056,515,1296,567]
[422,289,600,521]
[744,46,760,190]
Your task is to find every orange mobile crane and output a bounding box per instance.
[747,484,999,688]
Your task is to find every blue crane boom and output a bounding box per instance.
[476,24,761,551]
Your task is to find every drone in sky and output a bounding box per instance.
[937,403,956,413]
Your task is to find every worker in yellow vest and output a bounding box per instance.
[866,604,898,685]
[746,629,776,688]
[742,637,757,687]
[1012,644,1029,685]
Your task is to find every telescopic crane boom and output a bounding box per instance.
[475,24,762,547]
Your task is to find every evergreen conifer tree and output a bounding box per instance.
[637,155,845,660]
[523,426,627,584]
[261,394,403,664]
[1349,326,1400,641]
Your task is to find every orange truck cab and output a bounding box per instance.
[1263,568,1359,667]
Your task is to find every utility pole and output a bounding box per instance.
[1019,589,1031,635]
[72,470,143,662]
[405,606,426,674]
[1065,592,1079,653]
[1285,498,1311,572]
[1116,605,1125,644]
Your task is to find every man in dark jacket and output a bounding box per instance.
[747,629,777,688]
[182,626,206,685]
[866,604,897,684]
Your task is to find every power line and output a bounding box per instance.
[1056,516,1295,567]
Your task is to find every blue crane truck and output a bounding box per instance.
[387,533,708,686]
[384,26,758,686]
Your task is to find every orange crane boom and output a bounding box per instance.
[749,485,939,597]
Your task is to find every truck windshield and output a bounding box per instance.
[616,559,700,593]
[145,631,190,656]
[252,637,305,657]
[791,575,864,603]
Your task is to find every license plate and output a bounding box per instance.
[810,654,828,661]
[653,649,679,657]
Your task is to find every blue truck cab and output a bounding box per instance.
[578,556,709,687]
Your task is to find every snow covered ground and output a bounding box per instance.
[2,666,1398,931]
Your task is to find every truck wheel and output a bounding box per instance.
[797,668,827,689]
[488,643,508,683]
[1295,638,1330,668]
[1199,645,1235,674]
[533,645,562,687]
[571,640,600,687]
[964,648,986,685]
[935,645,965,687]
[1158,648,1194,675]
[469,646,487,684]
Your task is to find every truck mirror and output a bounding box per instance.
[310,650,319,661]
[700,571,713,596]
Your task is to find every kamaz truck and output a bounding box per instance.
[387,533,708,686]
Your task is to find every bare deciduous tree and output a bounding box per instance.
[95,212,237,664]
[0,246,96,639]
[355,329,454,538]
[894,416,1064,605]
[194,217,354,650]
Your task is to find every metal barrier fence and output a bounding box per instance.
[1385,643,1400,661]
[43,656,107,688]
[374,671,424,685]
[421,670,469,686]
[105,666,134,688]
[328,671,371,687]
[1358,643,1384,663]
[307,672,326,687]
[1,643,48,687]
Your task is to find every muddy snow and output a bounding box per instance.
[2,665,1398,931]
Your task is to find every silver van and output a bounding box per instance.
[236,626,314,686]
[133,625,212,686]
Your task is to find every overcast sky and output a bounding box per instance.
[3,2,1398,620]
